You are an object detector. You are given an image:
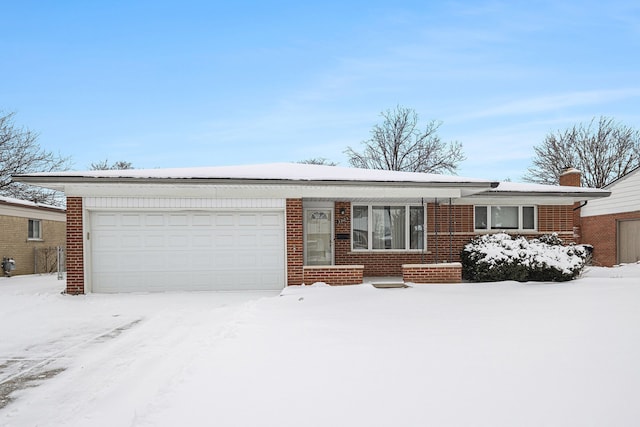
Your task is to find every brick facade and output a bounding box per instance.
[581,211,640,266]
[333,201,574,278]
[286,198,304,286]
[65,197,84,294]
[64,196,577,292]
[559,168,583,241]
[303,265,364,286]
[402,263,462,284]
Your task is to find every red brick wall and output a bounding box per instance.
[402,263,462,283]
[559,170,581,187]
[303,266,364,286]
[558,169,582,240]
[581,211,640,266]
[286,199,304,285]
[66,197,84,294]
[333,201,575,277]
[538,205,574,235]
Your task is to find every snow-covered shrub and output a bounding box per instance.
[461,233,590,282]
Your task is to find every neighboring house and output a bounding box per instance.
[14,163,609,293]
[580,166,640,266]
[0,196,66,276]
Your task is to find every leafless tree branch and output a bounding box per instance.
[524,116,640,188]
[1,111,70,205]
[344,106,465,174]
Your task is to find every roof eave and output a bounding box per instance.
[474,190,612,199]
[13,175,498,189]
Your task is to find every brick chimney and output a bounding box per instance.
[559,167,581,187]
[559,167,582,242]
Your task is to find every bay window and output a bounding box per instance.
[474,206,536,231]
[352,204,424,251]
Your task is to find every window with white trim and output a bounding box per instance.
[352,204,425,251]
[474,206,536,231]
[28,219,42,240]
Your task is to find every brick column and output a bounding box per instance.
[286,198,303,286]
[66,197,85,294]
[559,167,582,242]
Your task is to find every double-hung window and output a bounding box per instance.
[28,219,42,240]
[474,206,536,231]
[352,204,425,251]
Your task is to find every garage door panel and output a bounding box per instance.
[239,214,258,226]
[619,220,640,263]
[145,214,165,226]
[121,215,141,226]
[91,210,284,292]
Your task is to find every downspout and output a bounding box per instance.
[573,200,588,211]
[449,198,453,263]
[434,198,439,263]
[421,197,425,264]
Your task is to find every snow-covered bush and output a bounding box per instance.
[461,233,590,282]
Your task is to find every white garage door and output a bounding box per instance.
[619,219,640,264]
[90,211,285,292]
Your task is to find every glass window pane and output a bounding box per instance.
[410,206,424,249]
[372,206,405,249]
[522,206,535,229]
[474,206,487,229]
[491,206,519,229]
[352,206,368,249]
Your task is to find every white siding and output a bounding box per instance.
[84,197,285,210]
[582,169,640,217]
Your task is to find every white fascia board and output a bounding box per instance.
[63,183,463,200]
[0,204,66,221]
[455,196,577,206]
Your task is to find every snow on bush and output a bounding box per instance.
[461,233,590,282]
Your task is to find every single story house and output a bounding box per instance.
[580,166,640,266]
[0,196,66,276]
[14,163,609,293]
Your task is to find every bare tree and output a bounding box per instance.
[90,159,134,170]
[0,111,70,205]
[524,116,640,188]
[344,106,465,174]
[297,157,338,166]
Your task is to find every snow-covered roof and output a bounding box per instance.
[12,163,610,200]
[485,181,611,196]
[14,163,494,185]
[0,195,65,212]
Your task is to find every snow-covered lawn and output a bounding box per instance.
[2,265,640,427]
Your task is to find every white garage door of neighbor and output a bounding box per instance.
[90,211,285,292]
[619,219,640,264]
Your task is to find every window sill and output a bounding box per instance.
[27,238,44,242]
[473,229,537,233]
[350,249,432,254]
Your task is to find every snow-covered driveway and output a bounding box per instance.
[2,265,640,427]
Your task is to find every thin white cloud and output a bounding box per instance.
[456,89,640,121]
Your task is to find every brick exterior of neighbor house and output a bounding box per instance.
[580,211,640,266]
[0,198,66,276]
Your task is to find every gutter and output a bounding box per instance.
[13,175,499,189]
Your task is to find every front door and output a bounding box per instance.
[304,208,333,265]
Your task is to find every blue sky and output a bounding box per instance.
[2,1,639,181]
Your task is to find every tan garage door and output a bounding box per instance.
[618,220,640,263]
